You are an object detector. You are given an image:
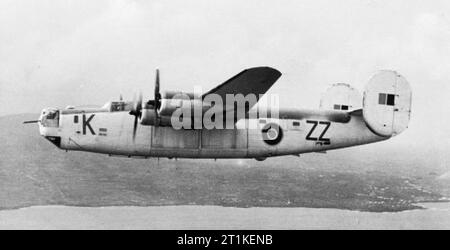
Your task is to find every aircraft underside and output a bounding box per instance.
[40,111,385,160]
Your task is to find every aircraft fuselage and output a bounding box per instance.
[34,69,411,160]
[39,108,385,160]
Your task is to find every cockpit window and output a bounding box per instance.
[46,112,58,120]
[111,102,126,112]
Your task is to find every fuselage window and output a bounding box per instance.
[74,115,79,123]
[378,93,387,105]
[379,93,395,106]
[293,121,300,126]
[386,94,395,106]
[334,104,349,110]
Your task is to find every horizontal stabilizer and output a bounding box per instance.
[348,109,363,116]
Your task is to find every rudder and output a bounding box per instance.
[319,83,362,111]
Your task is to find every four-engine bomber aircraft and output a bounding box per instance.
[24,67,412,161]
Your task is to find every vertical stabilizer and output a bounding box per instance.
[320,83,362,111]
[363,71,412,137]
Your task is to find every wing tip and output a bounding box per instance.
[202,66,282,98]
[246,66,282,77]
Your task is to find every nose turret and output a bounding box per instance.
[38,108,62,148]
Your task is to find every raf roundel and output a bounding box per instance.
[261,123,283,145]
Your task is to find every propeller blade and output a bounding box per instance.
[130,91,142,142]
[155,69,160,102]
[129,91,143,142]
[133,115,138,141]
[137,91,143,116]
[154,69,160,126]
[129,92,143,116]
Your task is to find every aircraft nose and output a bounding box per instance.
[38,108,62,148]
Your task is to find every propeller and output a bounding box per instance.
[129,69,161,141]
[147,69,161,125]
[154,69,161,125]
[129,92,143,141]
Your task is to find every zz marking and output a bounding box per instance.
[306,120,331,145]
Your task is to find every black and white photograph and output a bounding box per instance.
[0,0,449,234]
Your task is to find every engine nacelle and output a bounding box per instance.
[158,91,205,115]
[140,108,163,126]
[140,108,182,127]
[141,90,212,128]
[158,90,212,118]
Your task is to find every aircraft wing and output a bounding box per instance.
[203,66,281,100]
[202,67,282,122]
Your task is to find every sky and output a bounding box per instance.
[0,0,449,168]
